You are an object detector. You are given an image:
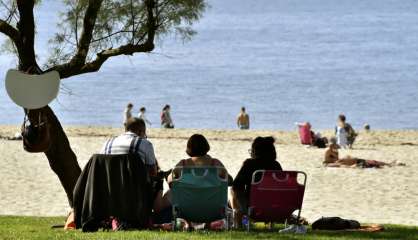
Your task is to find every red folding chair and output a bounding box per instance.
[247,170,307,231]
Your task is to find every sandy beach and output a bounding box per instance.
[0,125,417,226]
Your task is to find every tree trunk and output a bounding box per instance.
[28,106,81,207]
[14,0,81,209]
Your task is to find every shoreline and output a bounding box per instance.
[1,124,418,145]
[1,125,418,225]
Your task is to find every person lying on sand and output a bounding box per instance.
[324,138,405,168]
[0,132,23,140]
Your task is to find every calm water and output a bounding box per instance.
[1,0,417,130]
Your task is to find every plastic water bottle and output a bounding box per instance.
[175,218,182,230]
[242,215,249,228]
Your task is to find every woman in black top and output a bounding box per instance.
[231,136,282,227]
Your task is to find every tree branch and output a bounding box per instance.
[0,0,19,22]
[130,0,135,43]
[90,30,133,43]
[52,41,154,78]
[16,0,39,72]
[0,19,21,46]
[69,0,104,67]
[43,0,103,75]
[146,0,156,44]
[47,0,157,79]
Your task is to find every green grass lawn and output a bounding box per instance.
[0,216,417,240]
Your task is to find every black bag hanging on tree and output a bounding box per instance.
[21,110,51,153]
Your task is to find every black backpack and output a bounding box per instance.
[312,217,360,230]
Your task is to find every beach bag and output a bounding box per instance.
[313,137,327,148]
[312,217,360,230]
[21,112,51,153]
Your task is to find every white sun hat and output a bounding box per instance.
[5,69,60,109]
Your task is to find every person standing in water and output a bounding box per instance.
[161,104,174,129]
[138,107,152,127]
[237,107,250,130]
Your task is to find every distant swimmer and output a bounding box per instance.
[364,123,370,132]
[237,107,250,130]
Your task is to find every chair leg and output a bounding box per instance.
[296,209,302,225]
[226,207,234,230]
[172,207,177,231]
[226,212,230,230]
[268,222,273,230]
[246,207,252,232]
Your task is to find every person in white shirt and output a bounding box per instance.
[102,117,157,175]
[138,107,152,126]
[123,103,134,129]
[335,114,357,148]
[336,124,348,148]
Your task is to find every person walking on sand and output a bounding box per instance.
[335,114,357,148]
[237,107,250,130]
[138,107,152,127]
[161,104,174,129]
[123,103,134,129]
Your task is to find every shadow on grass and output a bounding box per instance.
[1,216,417,240]
[307,225,418,240]
[224,224,418,240]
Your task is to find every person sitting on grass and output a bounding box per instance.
[324,138,404,168]
[167,134,229,190]
[231,136,283,228]
[150,161,173,225]
[101,117,174,223]
[101,117,157,175]
[163,134,230,229]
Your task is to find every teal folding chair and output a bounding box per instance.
[171,166,231,230]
